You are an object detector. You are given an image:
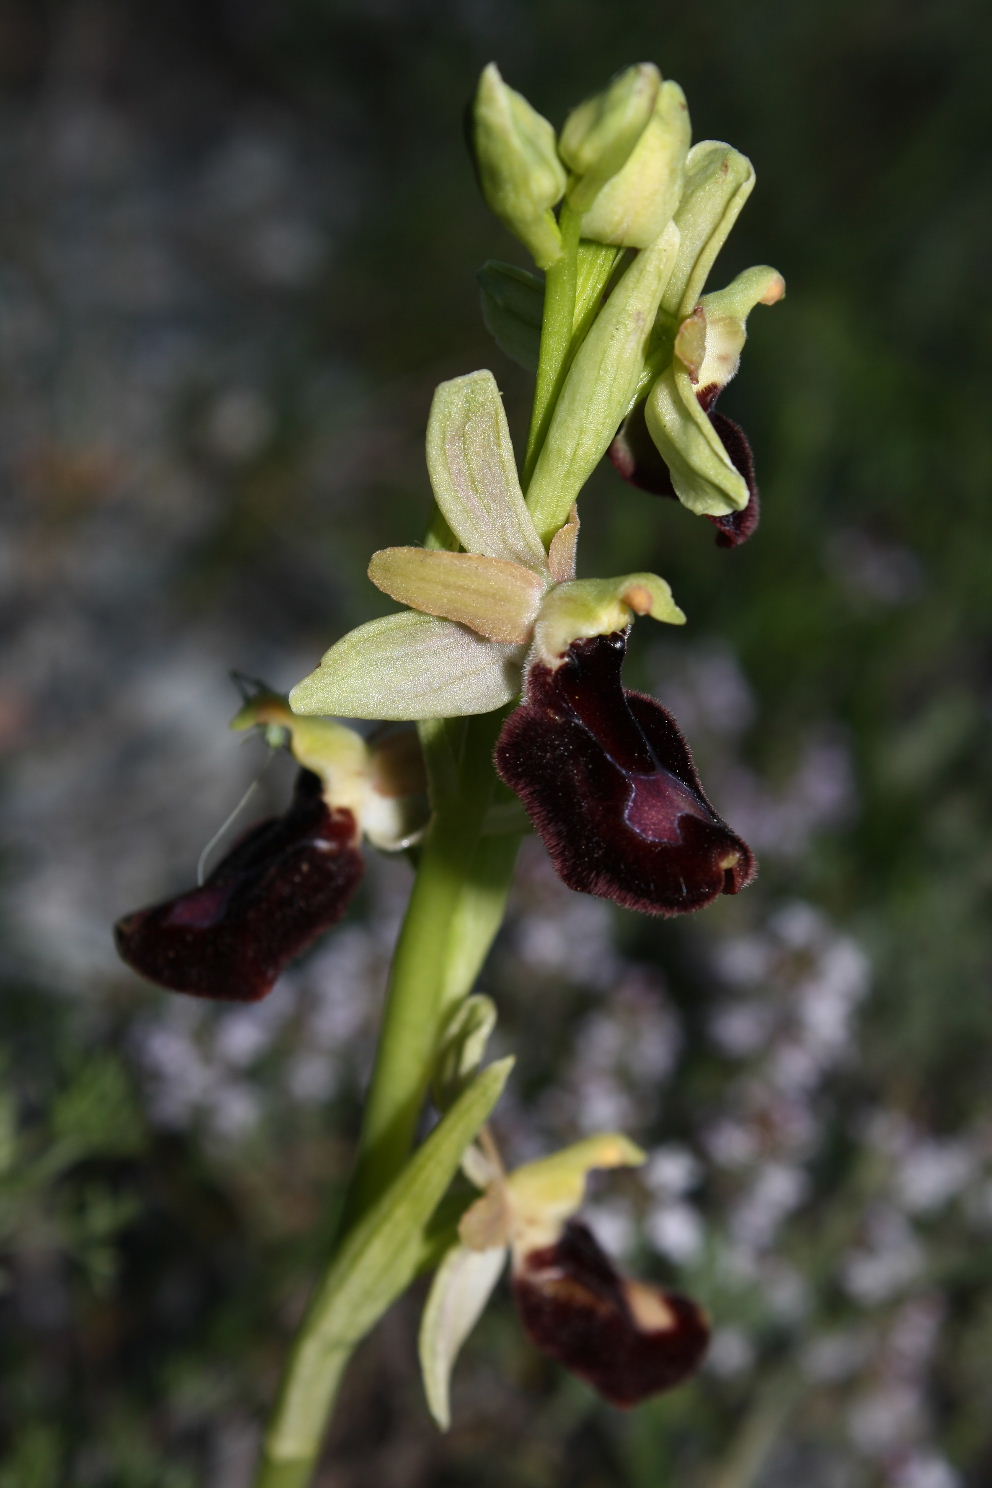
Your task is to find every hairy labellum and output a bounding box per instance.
[494,631,755,915]
[512,1220,709,1406]
[609,399,760,548]
[114,770,363,1001]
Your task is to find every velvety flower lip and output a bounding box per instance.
[512,1219,710,1407]
[494,630,756,915]
[114,769,363,1002]
[609,398,760,548]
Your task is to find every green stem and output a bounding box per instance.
[341,710,510,1226]
[253,713,517,1488]
[523,202,581,484]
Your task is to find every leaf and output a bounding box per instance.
[425,371,547,571]
[269,1057,514,1460]
[419,1241,507,1430]
[644,363,750,515]
[289,611,524,721]
[478,261,543,372]
[368,548,545,644]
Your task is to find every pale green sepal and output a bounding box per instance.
[505,1134,646,1253]
[578,81,691,250]
[368,547,545,645]
[560,63,660,213]
[426,371,547,571]
[265,1058,514,1464]
[644,362,750,516]
[433,995,498,1111]
[419,1242,507,1430]
[662,141,755,319]
[526,220,681,544]
[478,261,542,372]
[533,571,685,665]
[474,64,567,270]
[289,612,523,722]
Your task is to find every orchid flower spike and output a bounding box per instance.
[419,1131,709,1428]
[114,695,427,1002]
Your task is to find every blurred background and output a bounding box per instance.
[1,1,990,1484]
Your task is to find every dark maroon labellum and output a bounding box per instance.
[608,399,760,549]
[512,1220,709,1407]
[114,769,363,1002]
[494,632,756,916]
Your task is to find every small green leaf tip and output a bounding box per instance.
[560,63,661,213]
[473,63,567,270]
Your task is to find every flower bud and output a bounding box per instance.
[473,63,567,270]
[559,63,660,213]
[576,80,691,249]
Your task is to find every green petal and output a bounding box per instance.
[368,547,545,644]
[426,371,547,571]
[644,362,750,515]
[289,611,523,721]
[419,1242,507,1430]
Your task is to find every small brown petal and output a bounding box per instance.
[513,1220,709,1406]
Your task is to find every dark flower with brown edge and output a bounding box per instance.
[513,1218,709,1406]
[115,695,427,1003]
[420,1132,709,1427]
[495,627,755,915]
[115,768,363,1002]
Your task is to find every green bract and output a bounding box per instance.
[525,220,682,542]
[290,371,685,723]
